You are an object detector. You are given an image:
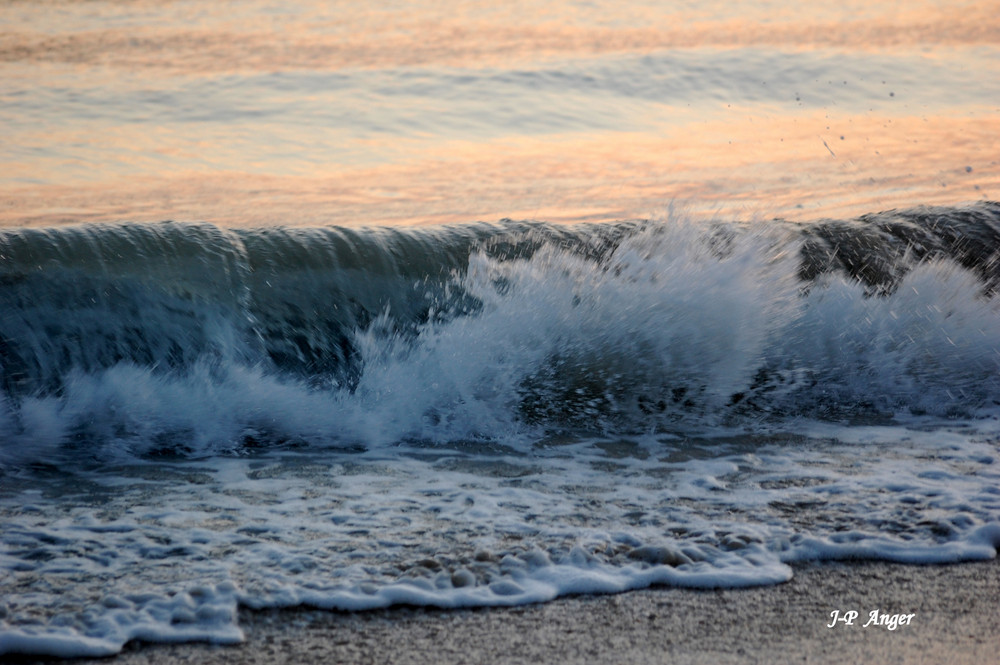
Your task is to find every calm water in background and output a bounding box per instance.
[1,0,998,226]
[2,1,1000,659]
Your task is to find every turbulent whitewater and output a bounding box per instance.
[2,204,1000,657]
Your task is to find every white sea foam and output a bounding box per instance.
[348,222,802,442]
[774,260,1000,415]
[0,583,242,658]
[3,413,999,657]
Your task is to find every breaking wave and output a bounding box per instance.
[2,202,999,463]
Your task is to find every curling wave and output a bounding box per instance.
[1,202,999,462]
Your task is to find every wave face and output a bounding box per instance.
[2,203,1000,462]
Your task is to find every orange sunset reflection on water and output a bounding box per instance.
[2,111,995,227]
[1,0,998,228]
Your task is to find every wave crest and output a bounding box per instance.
[2,204,999,463]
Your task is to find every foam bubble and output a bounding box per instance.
[0,583,242,658]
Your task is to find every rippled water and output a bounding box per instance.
[2,0,998,225]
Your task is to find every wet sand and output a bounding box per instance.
[16,558,998,665]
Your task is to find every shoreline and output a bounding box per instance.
[16,557,998,664]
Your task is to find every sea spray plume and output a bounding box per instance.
[762,259,1000,418]
[350,220,803,439]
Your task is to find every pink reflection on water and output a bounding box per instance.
[3,0,998,79]
[1,0,998,227]
[2,112,995,227]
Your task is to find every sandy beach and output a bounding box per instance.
[12,558,996,665]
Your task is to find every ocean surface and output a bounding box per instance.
[2,0,1000,658]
